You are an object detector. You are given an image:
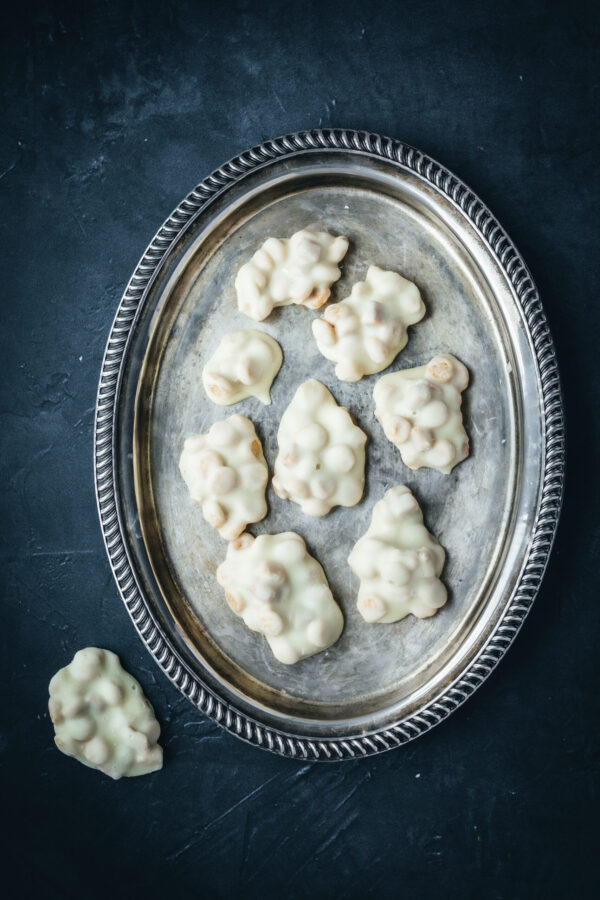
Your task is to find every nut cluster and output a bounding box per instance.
[48,648,163,779]
[312,265,425,382]
[348,485,447,623]
[373,354,470,474]
[179,414,269,540]
[235,229,349,321]
[216,531,344,664]
[272,379,367,517]
[202,328,282,406]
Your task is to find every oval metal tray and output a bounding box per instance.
[94,130,564,760]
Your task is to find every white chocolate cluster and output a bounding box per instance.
[235,229,349,321]
[312,265,426,382]
[48,648,162,780]
[216,532,344,664]
[272,379,367,517]
[202,329,283,406]
[348,485,447,623]
[179,415,268,540]
[373,354,470,474]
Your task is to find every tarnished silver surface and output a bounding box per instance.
[94,130,564,759]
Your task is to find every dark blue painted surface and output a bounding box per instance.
[1,1,598,897]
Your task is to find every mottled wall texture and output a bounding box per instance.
[1,1,598,898]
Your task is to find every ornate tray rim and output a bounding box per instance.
[94,129,564,760]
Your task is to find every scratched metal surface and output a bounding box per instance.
[142,178,516,716]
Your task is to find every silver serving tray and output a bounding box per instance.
[94,130,564,760]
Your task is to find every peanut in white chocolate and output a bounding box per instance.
[311,265,426,382]
[179,414,268,540]
[202,329,283,406]
[373,354,470,474]
[235,229,349,321]
[348,485,447,624]
[216,532,344,664]
[49,648,162,779]
[272,379,367,517]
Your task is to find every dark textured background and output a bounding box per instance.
[1,1,598,897]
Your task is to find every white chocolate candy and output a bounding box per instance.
[48,648,162,780]
[179,415,269,540]
[235,229,349,321]
[348,485,447,623]
[272,379,367,517]
[202,329,283,406]
[373,354,470,474]
[216,532,344,664]
[312,266,426,382]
